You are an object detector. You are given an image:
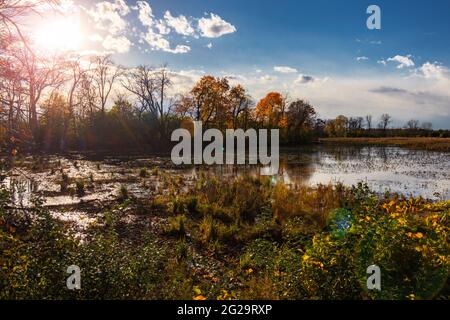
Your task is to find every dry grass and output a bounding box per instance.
[321,137,450,152]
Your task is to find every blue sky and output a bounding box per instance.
[119,0,450,74]
[39,0,450,128]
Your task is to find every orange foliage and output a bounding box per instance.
[255,92,286,128]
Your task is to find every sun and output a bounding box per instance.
[33,17,84,53]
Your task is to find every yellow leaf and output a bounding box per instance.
[193,286,202,295]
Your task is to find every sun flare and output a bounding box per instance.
[33,17,84,53]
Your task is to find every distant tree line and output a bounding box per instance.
[321,114,448,139]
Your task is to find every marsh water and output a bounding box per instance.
[2,144,449,212]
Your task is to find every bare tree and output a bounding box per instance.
[121,64,172,124]
[0,53,26,149]
[12,46,65,138]
[229,84,252,129]
[365,114,373,130]
[379,113,392,131]
[92,55,121,114]
[0,1,65,146]
[405,119,419,130]
[76,71,98,119]
[58,55,89,150]
[348,117,363,132]
[0,1,58,54]
[121,65,157,120]
[154,65,172,122]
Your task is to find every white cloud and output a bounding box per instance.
[172,45,191,54]
[387,55,415,69]
[258,75,277,83]
[82,0,132,54]
[155,20,171,35]
[377,59,387,66]
[274,66,298,74]
[54,0,78,14]
[356,56,369,62]
[198,13,236,38]
[85,0,130,35]
[207,43,213,49]
[419,62,450,80]
[85,2,237,54]
[134,3,193,54]
[102,34,131,53]
[89,34,104,43]
[142,31,190,54]
[164,11,195,36]
[113,0,130,15]
[166,69,205,94]
[136,0,153,27]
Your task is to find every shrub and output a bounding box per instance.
[75,179,85,197]
[164,215,186,239]
[59,172,70,192]
[117,185,129,201]
[139,168,148,178]
[198,215,219,244]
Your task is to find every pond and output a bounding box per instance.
[1,144,449,212]
[274,145,449,199]
[183,145,450,200]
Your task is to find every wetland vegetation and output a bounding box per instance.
[0,148,449,300]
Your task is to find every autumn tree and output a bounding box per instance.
[285,99,317,142]
[255,92,286,128]
[172,93,193,119]
[325,115,348,137]
[40,92,70,150]
[190,76,230,127]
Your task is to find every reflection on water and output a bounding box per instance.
[1,145,449,209]
[186,145,450,200]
